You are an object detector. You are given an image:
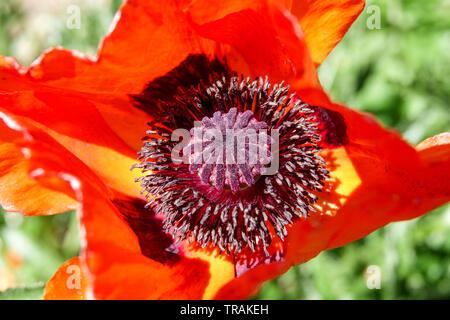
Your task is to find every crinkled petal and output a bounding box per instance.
[188,0,365,66]
[78,193,214,299]
[18,1,213,94]
[0,0,219,197]
[189,1,320,90]
[0,110,95,215]
[0,58,147,198]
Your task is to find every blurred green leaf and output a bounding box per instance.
[0,284,45,300]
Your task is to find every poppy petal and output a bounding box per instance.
[0,58,148,198]
[19,1,214,95]
[1,0,219,198]
[416,132,450,165]
[0,113,78,215]
[188,0,365,66]
[44,257,87,300]
[188,0,291,23]
[79,193,212,299]
[289,0,366,65]
[190,1,320,90]
[0,109,111,215]
[45,185,226,299]
[0,141,77,216]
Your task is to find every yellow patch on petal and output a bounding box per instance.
[315,147,361,217]
[185,250,235,300]
[0,143,78,215]
[35,125,142,199]
[329,147,361,199]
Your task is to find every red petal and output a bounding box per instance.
[0,0,219,198]
[0,111,86,215]
[44,257,87,300]
[290,0,366,65]
[22,2,213,95]
[416,132,450,165]
[190,1,320,90]
[80,193,213,299]
[0,59,147,198]
[188,0,291,23]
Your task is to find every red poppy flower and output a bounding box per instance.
[0,0,448,300]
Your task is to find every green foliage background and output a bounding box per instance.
[0,0,448,299]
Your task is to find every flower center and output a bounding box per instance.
[183,108,272,193]
[131,54,332,259]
